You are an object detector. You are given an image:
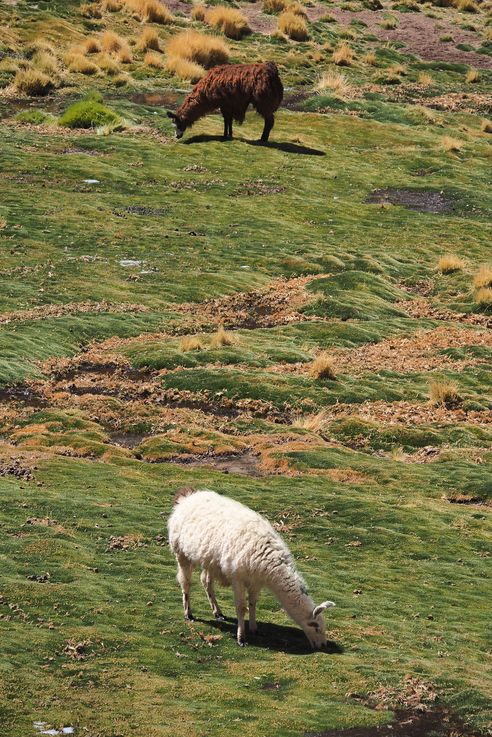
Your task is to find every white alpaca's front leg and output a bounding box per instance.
[248,588,260,635]
[232,580,247,646]
[176,554,194,620]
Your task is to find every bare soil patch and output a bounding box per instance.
[0,301,147,326]
[166,448,264,477]
[399,298,492,328]
[366,189,455,214]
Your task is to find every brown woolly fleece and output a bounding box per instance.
[167,62,283,142]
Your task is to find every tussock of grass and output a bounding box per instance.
[191,3,206,20]
[474,287,492,305]
[14,68,54,96]
[332,42,354,66]
[309,352,336,380]
[442,135,463,152]
[14,109,52,125]
[101,31,127,53]
[437,254,465,274]
[180,336,203,352]
[338,26,358,40]
[418,71,434,86]
[166,55,205,81]
[136,27,160,51]
[32,50,59,76]
[210,325,236,348]
[473,264,492,289]
[59,96,121,129]
[292,410,329,432]
[166,30,229,68]
[288,1,308,16]
[481,119,492,133]
[144,50,164,68]
[316,70,353,98]
[82,37,101,54]
[123,0,173,23]
[466,68,479,82]
[363,51,377,65]
[98,54,120,75]
[278,11,309,40]
[0,217,7,229]
[102,0,122,9]
[429,379,461,407]
[453,0,479,11]
[65,52,99,75]
[380,15,398,28]
[263,0,288,13]
[80,2,103,18]
[204,6,251,39]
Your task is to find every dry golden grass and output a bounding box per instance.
[144,50,164,67]
[338,25,358,39]
[278,10,309,40]
[123,0,173,23]
[415,105,439,124]
[136,26,160,51]
[288,1,308,16]
[466,68,479,83]
[474,287,492,305]
[0,217,7,230]
[473,264,492,289]
[388,63,407,76]
[98,54,120,74]
[418,71,434,86]
[442,135,463,152]
[210,325,236,348]
[380,15,398,28]
[80,3,103,18]
[101,31,126,53]
[263,0,289,12]
[429,379,461,407]
[82,37,101,54]
[363,51,377,65]
[316,70,353,98]
[292,410,330,432]
[204,6,251,39]
[166,30,229,68]
[102,0,122,9]
[166,55,205,81]
[32,51,59,76]
[14,68,54,95]
[485,27,492,41]
[117,47,133,63]
[180,336,204,352]
[332,42,354,66]
[65,52,99,74]
[191,3,207,20]
[437,254,465,274]
[481,119,492,133]
[453,0,478,11]
[309,353,336,380]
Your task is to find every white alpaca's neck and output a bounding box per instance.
[268,564,313,628]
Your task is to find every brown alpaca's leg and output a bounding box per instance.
[221,110,233,140]
[260,114,274,143]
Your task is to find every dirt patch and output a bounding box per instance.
[324,6,491,69]
[366,189,455,214]
[167,448,264,477]
[399,298,492,329]
[443,492,486,505]
[109,431,152,449]
[0,300,148,326]
[0,385,47,408]
[106,534,145,551]
[127,91,183,107]
[0,458,34,481]
[231,179,286,196]
[239,1,276,34]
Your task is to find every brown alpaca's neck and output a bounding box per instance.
[177,92,217,127]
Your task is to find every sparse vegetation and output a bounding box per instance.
[474,287,492,305]
[437,254,465,273]
[144,50,164,68]
[380,15,399,28]
[65,52,99,75]
[418,71,434,85]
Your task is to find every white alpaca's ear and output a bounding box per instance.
[312,601,335,618]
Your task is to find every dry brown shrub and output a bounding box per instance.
[166,30,229,68]
[65,52,99,74]
[123,0,173,23]
[437,254,465,274]
[205,6,251,39]
[429,379,461,407]
[316,70,353,98]
[136,26,160,51]
[101,31,126,53]
[473,264,492,289]
[474,287,492,305]
[144,50,164,67]
[180,336,204,351]
[287,1,308,16]
[14,68,54,95]
[80,3,103,18]
[453,0,479,11]
[82,37,102,54]
[210,325,236,348]
[309,353,336,380]
[278,10,309,40]
[418,71,434,86]
[32,50,59,76]
[191,3,207,19]
[466,68,479,83]
[117,47,133,63]
[292,410,329,432]
[332,42,354,66]
[166,55,205,81]
[380,14,398,28]
[263,0,288,12]
[98,54,120,74]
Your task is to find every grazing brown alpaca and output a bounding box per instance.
[167,62,283,142]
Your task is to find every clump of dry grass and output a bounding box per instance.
[389,63,407,76]
[316,69,353,98]
[82,37,101,54]
[180,336,204,351]
[363,51,377,65]
[117,46,133,63]
[136,26,160,51]
[101,31,126,53]
[473,264,492,289]
[14,68,54,95]
[123,0,173,23]
[191,3,207,20]
[166,30,229,68]
[166,55,205,81]
[204,6,251,39]
[292,410,330,432]
[429,379,461,407]
[210,325,236,348]
[415,105,439,124]
[80,3,103,18]
[144,50,164,67]
[288,1,308,16]
[309,353,336,380]
[98,54,120,74]
[278,10,309,40]
[0,217,7,230]
[65,52,99,74]
[481,119,492,133]
[442,135,463,153]
[338,25,358,39]
[437,254,465,274]
[453,0,478,11]
[332,42,354,66]
[32,50,60,76]
[263,0,288,12]
[474,287,492,305]
[102,0,122,10]
[466,68,479,83]
[418,71,434,86]
[380,15,398,28]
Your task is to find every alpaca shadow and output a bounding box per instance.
[193,616,343,655]
[182,134,230,144]
[182,134,325,156]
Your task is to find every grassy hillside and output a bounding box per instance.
[0,0,491,735]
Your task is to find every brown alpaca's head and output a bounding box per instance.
[167,111,187,140]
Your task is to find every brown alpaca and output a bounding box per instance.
[167,62,283,142]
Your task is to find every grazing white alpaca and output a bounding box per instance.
[167,488,335,648]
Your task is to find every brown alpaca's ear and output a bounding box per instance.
[167,111,177,120]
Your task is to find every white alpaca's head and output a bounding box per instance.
[299,601,335,649]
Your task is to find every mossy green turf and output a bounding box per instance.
[1,15,492,737]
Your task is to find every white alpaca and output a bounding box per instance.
[167,488,335,648]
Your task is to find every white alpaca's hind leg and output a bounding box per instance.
[176,554,194,620]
